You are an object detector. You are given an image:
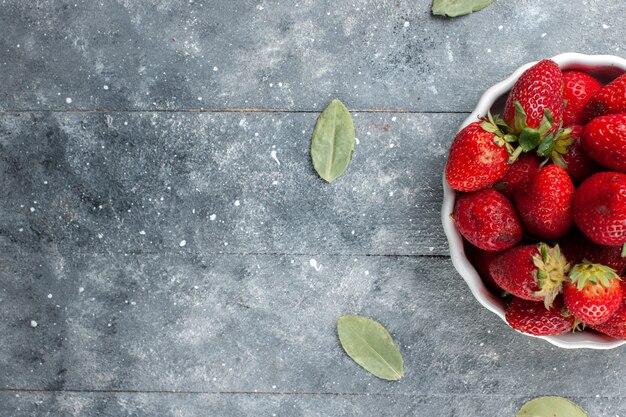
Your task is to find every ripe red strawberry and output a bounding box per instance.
[562,71,602,127]
[582,73,626,122]
[563,261,623,325]
[446,121,510,192]
[514,164,574,240]
[466,245,503,294]
[453,189,522,252]
[560,228,626,276]
[494,154,540,199]
[560,125,600,183]
[505,297,574,336]
[573,172,626,246]
[490,243,570,306]
[593,281,626,339]
[581,114,626,173]
[504,60,564,136]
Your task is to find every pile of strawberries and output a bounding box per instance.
[446,59,626,339]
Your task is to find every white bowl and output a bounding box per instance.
[442,52,626,349]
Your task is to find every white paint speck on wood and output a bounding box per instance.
[270,150,280,165]
[309,259,321,271]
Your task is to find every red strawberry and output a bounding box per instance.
[494,154,540,199]
[593,281,626,339]
[514,164,574,240]
[490,243,570,306]
[573,172,626,246]
[506,297,574,336]
[582,73,626,122]
[466,245,503,294]
[560,228,626,276]
[446,121,510,192]
[453,189,523,252]
[562,71,603,127]
[581,114,626,173]
[504,60,564,136]
[560,125,600,183]
[563,261,623,325]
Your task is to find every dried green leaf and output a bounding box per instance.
[337,315,403,381]
[516,396,588,417]
[432,0,495,17]
[310,99,355,182]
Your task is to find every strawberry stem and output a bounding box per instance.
[507,146,524,164]
[622,243,626,258]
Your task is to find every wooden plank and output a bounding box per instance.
[0,111,461,257]
[2,249,626,396]
[0,0,623,112]
[2,391,623,417]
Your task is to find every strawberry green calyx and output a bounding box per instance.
[560,307,584,332]
[532,243,571,308]
[569,260,621,291]
[539,127,575,169]
[480,112,516,153]
[621,243,626,258]
[572,317,584,332]
[511,101,555,138]
[507,101,570,165]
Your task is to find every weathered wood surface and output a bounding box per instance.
[1,0,624,112]
[2,250,626,407]
[3,392,625,417]
[2,0,626,416]
[0,112,458,257]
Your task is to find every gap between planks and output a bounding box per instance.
[3,388,616,399]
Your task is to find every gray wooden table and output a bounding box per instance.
[1,1,625,416]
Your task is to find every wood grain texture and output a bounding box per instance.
[2,0,626,416]
[2,248,625,398]
[2,391,624,417]
[0,0,623,112]
[0,111,459,257]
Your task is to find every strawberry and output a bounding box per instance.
[560,125,600,183]
[514,164,574,240]
[505,297,574,336]
[453,189,523,252]
[581,114,626,173]
[490,243,570,307]
[562,70,602,127]
[503,60,564,157]
[593,281,626,339]
[582,73,626,122]
[560,228,626,276]
[573,172,626,246]
[466,245,503,294]
[446,121,510,192]
[563,261,623,325]
[494,154,540,199]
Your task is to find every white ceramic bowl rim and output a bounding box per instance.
[441,52,626,349]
